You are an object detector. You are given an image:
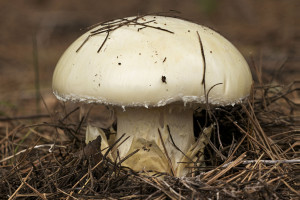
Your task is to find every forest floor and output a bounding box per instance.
[0,0,299,199]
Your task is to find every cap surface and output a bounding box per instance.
[52,15,253,107]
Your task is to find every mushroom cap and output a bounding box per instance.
[52,15,252,107]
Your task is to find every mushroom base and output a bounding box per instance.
[115,104,195,176]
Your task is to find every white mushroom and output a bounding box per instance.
[52,15,253,176]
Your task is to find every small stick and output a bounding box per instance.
[22,181,47,200]
[117,149,140,165]
[281,179,300,196]
[222,159,300,168]
[8,167,33,200]
[166,125,193,163]
[196,31,206,86]
[0,144,67,163]
[206,152,246,184]
[66,158,104,200]
[158,128,175,176]
[97,31,110,53]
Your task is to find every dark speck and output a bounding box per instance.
[188,30,190,32]
[118,62,121,65]
[161,76,167,83]
[210,51,212,53]
[98,83,100,87]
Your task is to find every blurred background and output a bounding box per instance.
[0,0,299,116]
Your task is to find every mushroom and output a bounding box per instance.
[52,15,252,177]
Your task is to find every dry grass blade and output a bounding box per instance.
[8,167,33,200]
[281,179,300,196]
[0,144,66,163]
[158,128,175,176]
[76,15,174,53]
[66,159,104,200]
[206,152,247,184]
[22,181,47,200]
[136,175,184,200]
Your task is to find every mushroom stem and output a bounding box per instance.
[115,104,195,175]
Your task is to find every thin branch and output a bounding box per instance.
[8,168,33,200]
[76,15,173,53]
[158,128,175,176]
[222,159,300,168]
[166,125,193,163]
[197,31,206,85]
[0,144,67,163]
[97,31,109,53]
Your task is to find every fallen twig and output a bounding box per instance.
[222,159,300,168]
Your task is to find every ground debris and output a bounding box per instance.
[0,68,299,199]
